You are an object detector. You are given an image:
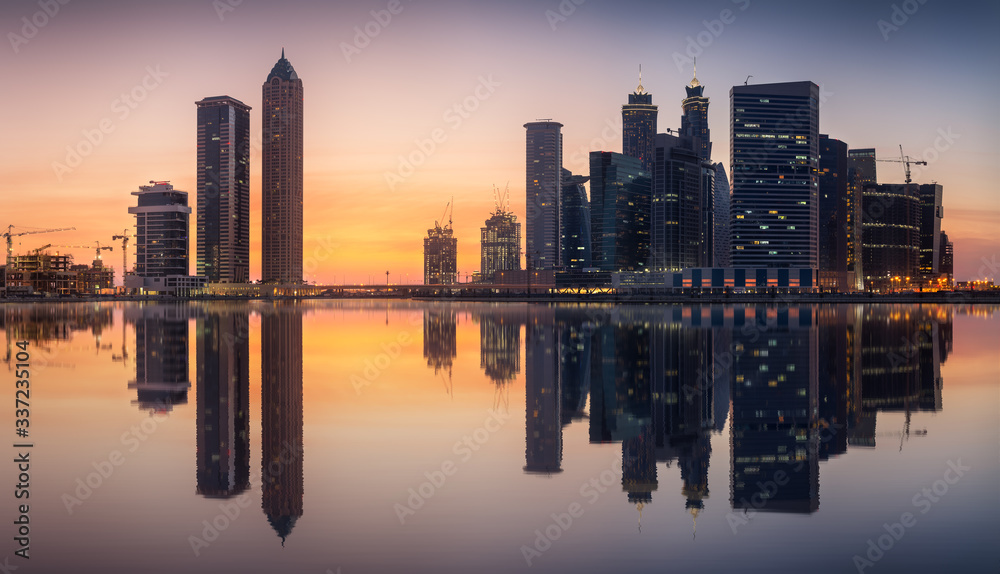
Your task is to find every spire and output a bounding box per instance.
[635,64,646,95]
[281,47,285,59]
[267,48,299,82]
[689,58,700,88]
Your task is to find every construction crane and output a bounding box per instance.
[493,183,511,213]
[876,145,928,185]
[436,198,453,231]
[3,225,76,261]
[111,229,132,283]
[32,244,52,255]
[53,242,114,262]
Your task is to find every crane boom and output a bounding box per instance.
[4,226,76,259]
[875,145,927,185]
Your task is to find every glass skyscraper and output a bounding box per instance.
[681,67,711,163]
[561,169,592,271]
[195,96,251,283]
[730,81,820,269]
[651,134,703,271]
[589,152,649,272]
[524,121,563,270]
[622,72,657,174]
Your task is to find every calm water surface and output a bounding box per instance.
[1,301,997,573]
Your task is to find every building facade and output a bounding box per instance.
[651,134,704,271]
[480,209,521,282]
[524,121,563,270]
[730,81,820,269]
[918,184,943,278]
[680,67,711,163]
[589,152,650,272]
[195,96,251,283]
[818,135,862,291]
[847,148,877,186]
[129,181,191,278]
[622,74,657,173]
[424,224,457,285]
[262,50,304,284]
[561,169,592,270]
[861,183,921,290]
[713,163,731,268]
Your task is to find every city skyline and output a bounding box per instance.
[1,0,996,284]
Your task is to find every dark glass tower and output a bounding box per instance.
[195,96,251,283]
[861,183,920,290]
[651,134,704,271]
[730,81,820,269]
[848,148,877,186]
[524,121,563,270]
[622,70,657,173]
[681,66,711,163]
[918,184,943,278]
[129,182,191,278]
[589,152,650,272]
[818,135,862,291]
[561,169,592,270]
[262,50,304,284]
[714,163,731,267]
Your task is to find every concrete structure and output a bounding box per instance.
[196,96,251,283]
[730,81,820,269]
[424,223,457,285]
[262,50,304,284]
[480,209,521,283]
[524,121,563,270]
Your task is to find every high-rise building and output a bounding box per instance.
[128,181,191,278]
[917,184,943,278]
[424,220,457,285]
[713,163,731,267]
[651,134,704,271]
[861,183,920,290]
[622,71,657,173]
[524,121,563,270]
[818,135,862,291]
[590,151,650,272]
[561,169,592,270]
[480,208,521,283]
[680,66,711,163]
[262,50,304,284]
[939,230,953,284]
[195,96,251,283]
[730,81,820,269]
[848,148,877,186]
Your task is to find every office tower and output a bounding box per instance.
[261,305,304,544]
[589,151,650,272]
[561,169,592,270]
[129,181,191,277]
[524,309,562,474]
[262,49,304,284]
[939,230,953,284]
[848,148,877,185]
[196,310,250,498]
[524,121,563,270]
[195,96,251,283]
[818,135,862,291]
[622,71,657,173]
[651,134,704,271]
[714,163,731,267]
[730,81,820,268]
[861,183,920,290]
[917,184,944,278]
[424,220,457,285]
[699,162,716,268]
[480,207,521,283]
[129,306,190,413]
[680,66,711,162]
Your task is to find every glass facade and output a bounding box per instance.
[861,183,920,289]
[622,82,657,174]
[561,169,592,270]
[589,152,650,272]
[651,135,703,271]
[524,121,563,270]
[128,182,191,278]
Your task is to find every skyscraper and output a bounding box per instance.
[589,151,650,272]
[848,148,877,186]
[713,163,731,267]
[128,181,191,278]
[651,134,704,271]
[819,135,862,291]
[730,81,820,268]
[917,184,944,278]
[861,183,920,290]
[939,230,953,284]
[195,96,251,283]
[480,208,521,283]
[424,219,457,285]
[262,50,304,284]
[622,70,657,173]
[561,169,592,270]
[524,121,563,270]
[680,66,711,163]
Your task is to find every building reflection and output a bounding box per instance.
[479,306,521,386]
[128,305,191,413]
[424,307,457,385]
[524,307,562,474]
[1,303,114,368]
[261,303,304,545]
[195,306,250,498]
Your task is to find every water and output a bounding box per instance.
[2,301,997,573]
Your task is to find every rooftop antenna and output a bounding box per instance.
[744,75,753,85]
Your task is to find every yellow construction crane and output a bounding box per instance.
[876,145,928,185]
[32,244,52,255]
[53,241,114,262]
[3,225,76,261]
[111,229,132,283]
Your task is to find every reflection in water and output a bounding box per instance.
[128,305,191,413]
[424,308,457,393]
[196,307,250,498]
[261,304,305,545]
[524,308,562,474]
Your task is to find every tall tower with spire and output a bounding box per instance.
[262,49,304,284]
[680,62,711,162]
[622,66,657,174]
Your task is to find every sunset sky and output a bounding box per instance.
[1,0,997,284]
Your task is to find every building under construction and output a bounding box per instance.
[424,202,457,285]
[1,251,112,296]
[480,188,521,283]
